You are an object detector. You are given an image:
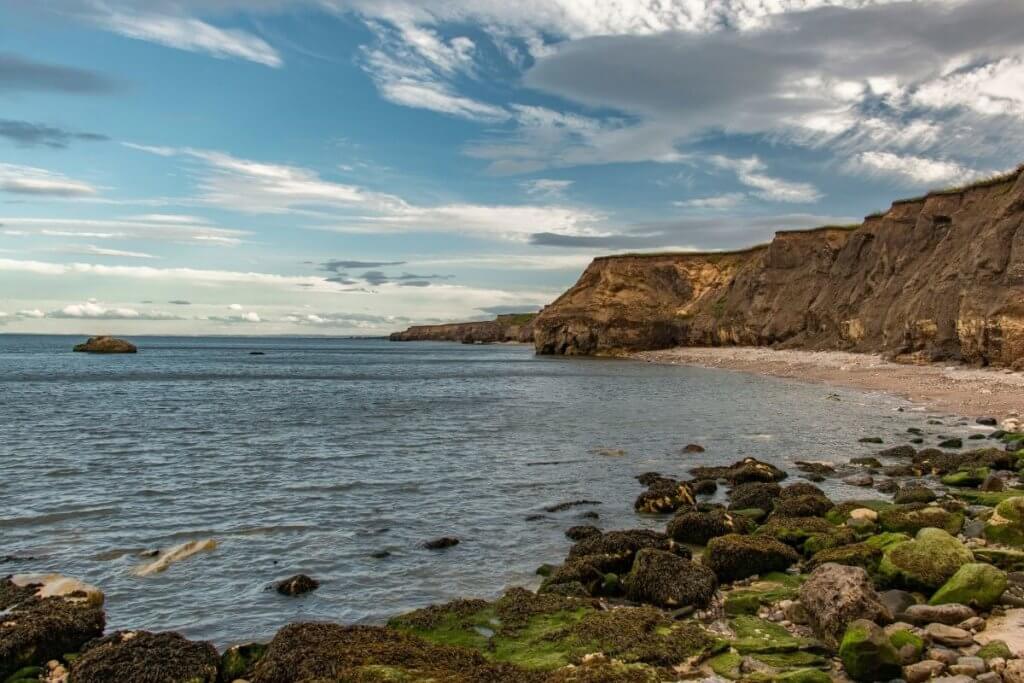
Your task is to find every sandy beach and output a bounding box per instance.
[636,347,1024,420]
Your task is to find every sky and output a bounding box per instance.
[1,0,1022,336]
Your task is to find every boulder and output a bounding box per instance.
[565,525,602,541]
[221,642,268,682]
[689,457,787,484]
[799,563,893,649]
[72,336,137,353]
[985,497,1024,546]
[0,576,106,680]
[904,603,976,625]
[942,467,991,487]
[568,529,686,574]
[727,482,782,511]
[879,528,974,591]
[634,479,695,514]
[878,504,964,535]
[838,619,902,682]
[704,534,800,582]
[275,574,319,596]
[772,494,833,518]
[69,631,219,683]
[924,623,974,648]
[754,515,836,547]
[666,509,752,545]
[930,563,1008,609]
[780,482,826,498]
[423,537,460,550]
[894,485,938,505]
[622,548,718,608]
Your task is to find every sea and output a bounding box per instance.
[0,335,982,645]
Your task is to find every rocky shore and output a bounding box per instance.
[7,421,1024,681]
[389,313,536,344]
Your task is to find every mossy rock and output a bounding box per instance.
[801,527,858,556]
[706,650,742,678]
[893,485,937,505]
[220,642,267,682]
[772,495,833,519]
[973,547,1024,571]
[977,639,1012,661]
[755,516,835,547]
[390,588,717,672]
[825,500,893,525]
[728,482,782,511]
[864,532,912,550]
[691,458,787,484]
[929,562,1007,608]
[772,669,832,683]
[666,509,753,545]
[877,504,963,535]
[951,489,1024,506]
[984,496,1024,546]
[622,548,717,608]
[705,534,800,582]
[888,628,924,660]
[723,574,803,616]
[807,542,882,573]
[878,528,974,591]
[941,467,990,487]
[730,615,809,654]
[837,619,902,682]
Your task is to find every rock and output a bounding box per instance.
[690,479,718,496]
[977,640,1013,661]
[979,417,1000,426]
[904,603,977,625]
[929,647,961,665]
[930,563,1008,609]
[567,529,687,574]
[843,473,874,487]
[0,577,105,680]
[879,528,974,591]
[133,539,217,576]
[875,478,899,494]
[942,466,991,487]
[704,534,800,582]
[925,623,975,648]
[69,631,218,683]
[795,461,836,477]
[753,515,837,548]
[666,509,752,545]
[951,655,986,676]
[850,456,883,468]
[275,574,319,596]
[849,507,879,522]
[7,573,104,607]
[939,438,964,449]
[221,642,268,682]
[423,537,460,550]
[880,589,919,619]
[890,626,926,663]
[772,494,833,518]
[799,563,893,649]
[544,499,602,513]
[727,482,781,511]
[565,525,602,541]
[878,504,964,535]
[72,336,137,353]
[981,474,1006,492]
[634,479,695,514]
[780,482,826,498]
[858,437,884,444]
[977,672,1002,683]
[682,443,705,453]
[895,485,938,505]
[838,619,903,681]
[689,457,787,484]
[622,548,718,608]
[1006,659,1024,683]
[904,660,946,683]
[880,445,918,459]
[985,497,1024,546]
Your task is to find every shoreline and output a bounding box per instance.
[636,347,1024,421]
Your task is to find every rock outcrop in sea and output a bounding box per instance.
[532,167,1024,366]
[72,336,138,354]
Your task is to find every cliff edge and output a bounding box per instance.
[390,313,536,343]
[534,167,1024,367]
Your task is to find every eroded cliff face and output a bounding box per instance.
[534,168,1024,367]
[390,313,536,343]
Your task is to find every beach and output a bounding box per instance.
[637,347,1024,421]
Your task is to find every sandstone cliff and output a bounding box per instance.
[534,167,1024,368]
[390,313,536,343]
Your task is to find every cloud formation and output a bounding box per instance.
[0,120,108,149]
[0,164,98,197]
[0,53,120,94]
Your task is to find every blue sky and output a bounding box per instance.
[2,0,1022,335]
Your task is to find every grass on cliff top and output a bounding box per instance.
[497,313,538,325]
[890,164,1023,206]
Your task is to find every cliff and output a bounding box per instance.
[390,313,536,343]
[534,167,1024,368]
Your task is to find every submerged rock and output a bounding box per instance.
[275,574,319,597]
[70,631,218,683]
[567,529,686,573]
[423,536,460,550]
[800,563,893,649]
[72,336,137,353]
[622,548,718,608]
[704,534,800,582]
[633,479,695,514]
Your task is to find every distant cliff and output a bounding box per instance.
[390,313,536,343]
[534,167,1024,368]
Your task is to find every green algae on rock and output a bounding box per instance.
[877,504,964,535]
[622,548,718,608]
[666,509,753,545]
[984,496,1024,546]
[878,528,974,591]
[837,619,902,682]
[929,562,1008,608]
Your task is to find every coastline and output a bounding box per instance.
[636,347,1024,420]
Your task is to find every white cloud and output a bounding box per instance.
[241,311,261,322]
[49,300,173,320]
[0,216,246,246]
[96,11,282,67]
[709,156,821,203]
[228,303,243,310]
[17,309,45,319]
[844,152,983,186]
[0,163,98,197]
[72,245,157,259]
[673,193,746,210]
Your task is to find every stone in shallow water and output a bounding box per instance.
[275,574,319,596]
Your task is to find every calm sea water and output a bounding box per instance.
[0,335,975,646]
